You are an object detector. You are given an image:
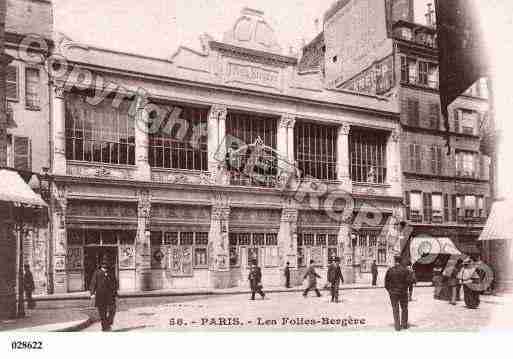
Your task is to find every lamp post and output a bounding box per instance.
[16,204,26,318]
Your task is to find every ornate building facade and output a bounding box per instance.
[46,8,403,293]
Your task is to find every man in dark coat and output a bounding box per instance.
[327,257,344,302]
[371,260,378,286]
[303,260,322,297]
[90,259,118,331]
[284,262,291,288]
[23,264,35,309]
[385,256,415,331]
[248,261,265,300]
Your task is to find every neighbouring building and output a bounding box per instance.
[0,0,53,317]
[322,0,494,268]
[46,7,403,293]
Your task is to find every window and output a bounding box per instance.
[297,232,331,268]
[428,65,439,88]
[428,103,440,130]
[432,194,443,222]
[25,68,40,109]
[430,145,442,175]
[407,98,420,127]
[423,193,432,223]
[294,121,337,180]
[194,232,209,268]
[349,129,387,184]
[461,110,477,135]
[6,65,18,101]
[65,93,135,165]
[409,143,422,172]
[410,192,422,221]
[477,78,489,99]
[456,151,476,177]
[226,112,278,188]
[400,57,409,83]
[408,59,417,84]
[455,195,464,220]
[477,197,485,217]
[418,61,428,86]
[230,232,278,267]
[12,136,31,171]
[354,230,382,271]
[148,104,208,171]
[465,196,476,218]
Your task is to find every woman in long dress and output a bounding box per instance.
[458,259,481,309]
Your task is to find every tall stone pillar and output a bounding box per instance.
[208,105,228,185]
[209,194,230,288]
[136,189,152,291]
[278,200,299,285]
[51,183,68,293]
[277,114,296,189]
[339,222,355,284]
[387,129,402,197]
[337,123,352,192]
[134,101,151,181]
[52,86,67,176]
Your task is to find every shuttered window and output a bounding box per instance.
[453,109,460,133]
[429,103,440,130]
[408,98,420,127]
[423,192,432,223]
[13,136,31,171]
[404,191,410,220]
[443,194,450,222]
[409,144,422,173]
[431,145,442,175]
[6,65,19,101]
[25,68,40,109]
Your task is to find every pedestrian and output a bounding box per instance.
[448,258,463,305]
[303,260,322,297]
[327,257,344,302]
[90,258,118,331]
[284,262,291,288]
[433,266,443,300]
[23,264,35,309]
[459,258,481,309]
[248,260,265,300]
[407,262,416,301]
[384,256,415,331]
[371,260,378,286]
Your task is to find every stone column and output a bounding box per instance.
[134,101,151,181]
[135,189,152,291]
[337,123,352,192]
[339,222,355,284]
[278,202,299,284]
[209,194,230,288]
[208,105,228,185]
[387,128,402,197]
[277,114,296,189]
[52,86,67,176]
[51,183,68,293]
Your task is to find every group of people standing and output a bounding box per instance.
[445,257,484,309]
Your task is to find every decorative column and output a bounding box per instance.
[277,114,296,189]
[52,86,67,176]
[51,183,68,293]
[278,200,299,285]
[387,128,402,197]
[135,189,152,291]
[337,123,352,192]
[338,218,355,284]
[134,101,151,181]
[209,193,230,288]
[208,105,228,185]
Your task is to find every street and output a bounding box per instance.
[81,287,497,332]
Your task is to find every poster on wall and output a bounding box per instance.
[168,246,193,276]
[66,246,83,270]
[151,246,167,269]
[55,255,66,271]
[119,245,135,269]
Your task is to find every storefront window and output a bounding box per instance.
[194,232,209,268]
[349,128,387,184]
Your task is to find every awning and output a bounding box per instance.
[479,199,513,241]
[410,235,461,264]
[0,169,47,207]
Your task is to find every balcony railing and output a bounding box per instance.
[401,75,439,89]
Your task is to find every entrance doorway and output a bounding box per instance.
[84,246,118,291]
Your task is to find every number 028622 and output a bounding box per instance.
[11,341,43,350]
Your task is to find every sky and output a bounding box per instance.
[52,0,513,198]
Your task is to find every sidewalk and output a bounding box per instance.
[0,308,93,332]
[33,282,433,302]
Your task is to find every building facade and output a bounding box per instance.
[323,0,494,264]
[0,0,53,317]
[46,8,403,293]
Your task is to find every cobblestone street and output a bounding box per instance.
[82,287,500,332]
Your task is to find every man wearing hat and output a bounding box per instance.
[384,256,415,331]
[248,260,265,300]
[327,257,344,303]
[90,257,118,331]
